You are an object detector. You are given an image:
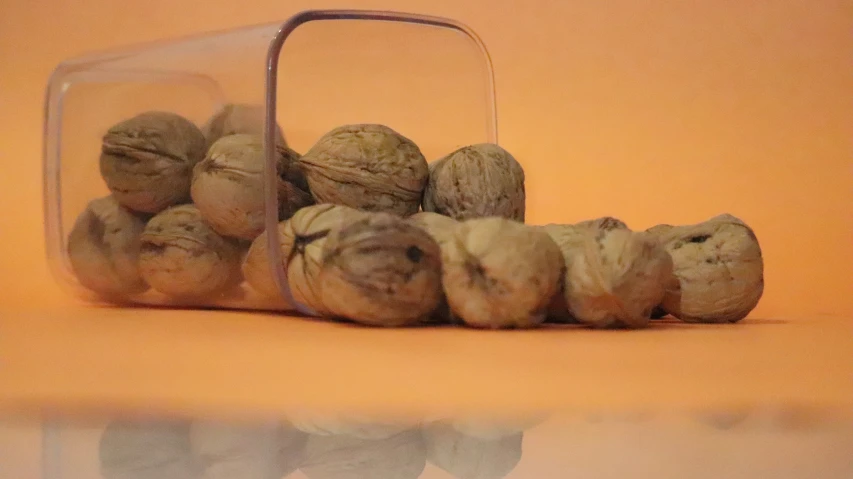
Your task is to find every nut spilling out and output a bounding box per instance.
[423,143,526,222]
[100,111,206,214]
[543,218,675,329]
[442,217,563,329]
[317,212,443,327]
[296,124,429,216]
[647,213,764,323]
[242,204,367,312]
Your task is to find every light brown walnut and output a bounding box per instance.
[99,111,206,213]
[139,204,242,299]
[317,212,443,326]
[66,195,148,298]
[191,134,313,241]
[423,143,525,222]
[297,124,428,216]
[647,213,764,323]
[442,217,562,329]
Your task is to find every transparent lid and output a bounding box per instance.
[42,10,497,312]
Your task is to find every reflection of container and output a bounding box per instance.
[43,10,497,314]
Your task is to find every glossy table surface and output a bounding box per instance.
[2,299,851,423]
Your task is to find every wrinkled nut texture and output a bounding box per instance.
[423,143,525,222]
[317,212,443,326]
[242,204,366,312]
[100,111,206,213]
[423,421,523,479]
[442,217,562,329]
[561,226,674,328]
[191,134,313,240]
[67,195,148,297]
[139,204,242,298]
[407,212,460,323]
[201,103,286,152]
[99,420,198,479]
[652,214,764,323]
[188,420,307,479]
[297,124,429,216]
[300,429,426,479]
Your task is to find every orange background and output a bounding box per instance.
[1,1,851,477]
[1,0,850,320]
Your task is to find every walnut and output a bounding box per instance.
[647,214,764,323]
[200,103,286,152]
[189,420,307,479]
[299,429,426,479]
[296,124,428,216]
[423,421,522,479]
[190,134,313,240]
[99,419,199,479]
[241,204,367,312]
[286,412,414,440]
[99,111,206,213]
[317,212,443,326]
[139,204,242,298]
[407,211,461,323]
[66,195,148,297]
[542,219,673,328]
[441,217,562,329]
[423,143,525,221]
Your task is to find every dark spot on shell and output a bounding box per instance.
[405,246,423,263]
[141,242,167,254]
[688,234,711,244]
[182,224,195,232]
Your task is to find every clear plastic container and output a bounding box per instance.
[43,9,497,314]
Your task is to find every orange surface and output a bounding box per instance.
[0,1,852,419]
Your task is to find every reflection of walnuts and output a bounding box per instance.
[423,143,525,222]
[67,195,148,297]
[648,214,764,323]
[423,421,523,479]
[242,204,367,311]
[317,212,443,326]
[190,134,313,241]
[300,429,426,479]
[99,420,198,479]
[99,111,206,213]
[138,204,242,299]
[297,124,429,216]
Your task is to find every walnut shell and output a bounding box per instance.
[317,212,443,326]
[201,103,286,152]
[442,217,563,329]
[139,204,242,298]
[299,429,426,479]
[562,227,674,329]
[190,134,313,240]
[189,420,307,479]
[423,143,525,222]
[99,111,206,213]
[423,421,522,479]
[297,124,428,216]
[99,420,198,479]
[407,211,460,324]
[242,204,367,312]
[67,195,148,297]
[649,214,764,323]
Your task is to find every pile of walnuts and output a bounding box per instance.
[67,104,764,329]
